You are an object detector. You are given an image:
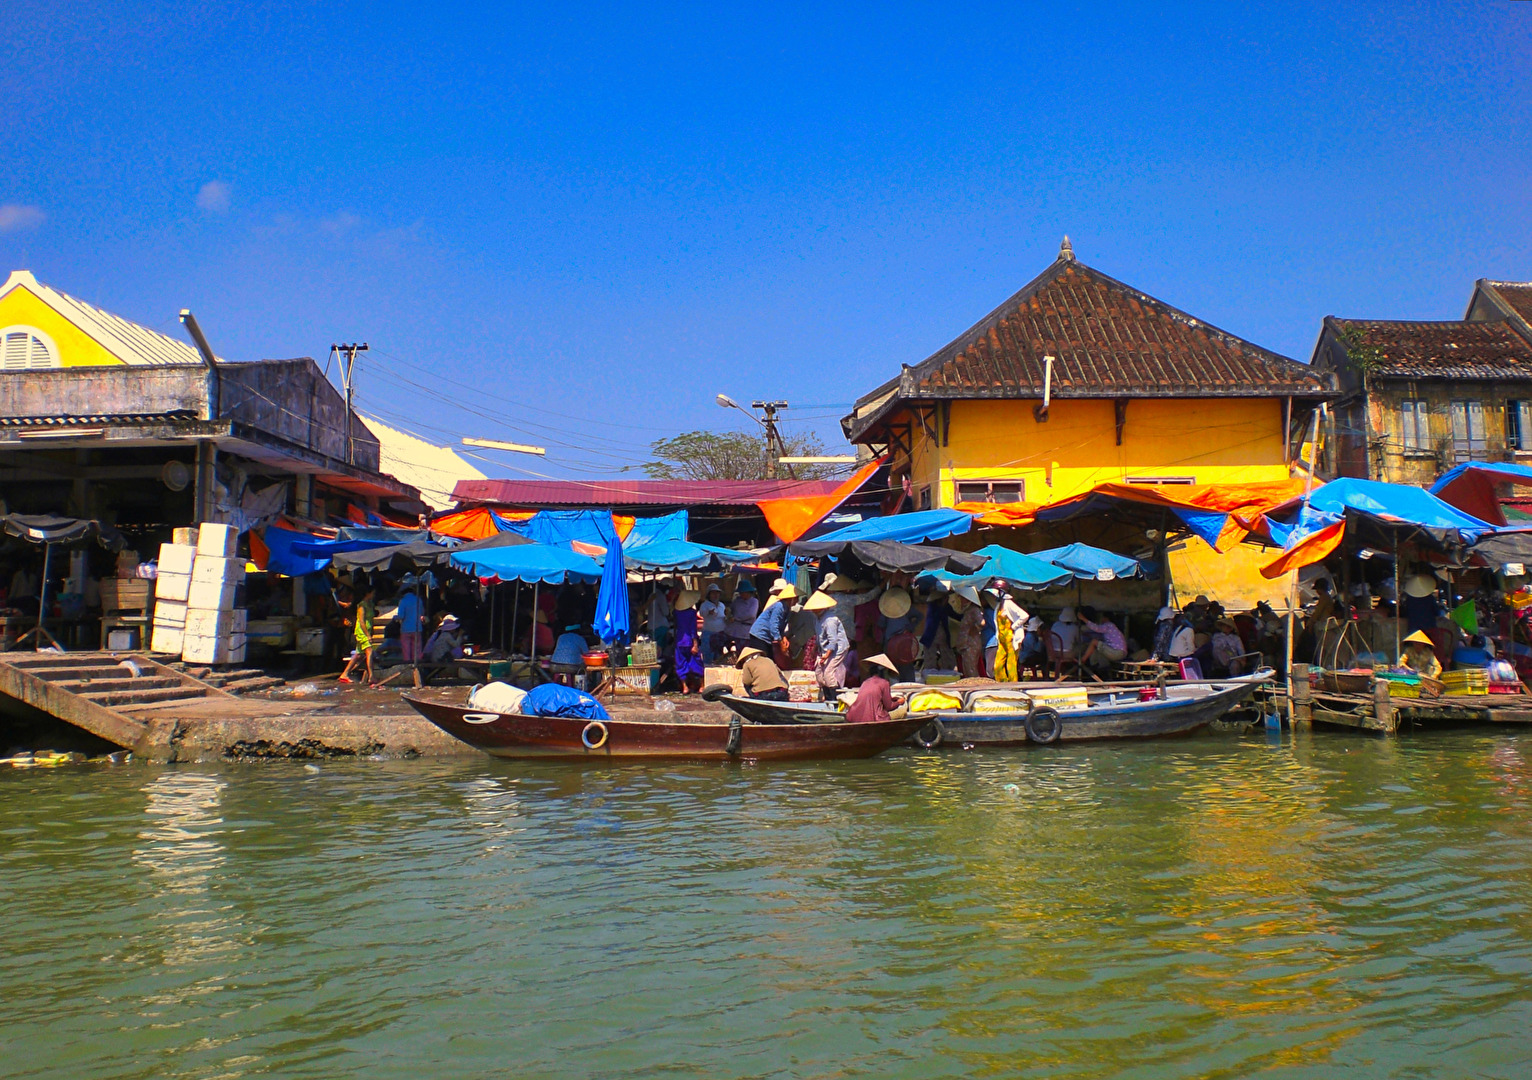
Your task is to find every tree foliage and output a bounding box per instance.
[643,429,841,481]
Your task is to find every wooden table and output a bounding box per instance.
[1117,659,1179,682]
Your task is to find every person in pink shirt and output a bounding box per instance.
[845,653,907,723]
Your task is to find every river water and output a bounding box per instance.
[5,729,1532,1078]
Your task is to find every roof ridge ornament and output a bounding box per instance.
[1059,236,1075,262]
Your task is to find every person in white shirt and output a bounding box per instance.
[1050,606,1079,657]
[699,583,728,663]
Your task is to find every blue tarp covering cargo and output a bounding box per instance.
[811,508,973,545]
[519,683,611,720]
[1030,543,1143,581]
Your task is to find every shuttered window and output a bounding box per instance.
[1400,399,1429,451]
[0,327,60,370]
[1509,401,1532,451]
[1450,400,1485,460]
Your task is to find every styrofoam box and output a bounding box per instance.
[230,609,247,632]
[183,635,247,665]
[187,579,237,611]
[150,626,184,655]
[195,522,236,558]
[186,609,236,637]
[157,543,197,575]
[192,555,244,585]
[155,571,191,602]
[154,599,187,628]
[172,527,199,546]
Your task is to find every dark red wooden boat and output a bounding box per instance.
[403,690,929,760]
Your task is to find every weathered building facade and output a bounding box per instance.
[0,270,421,533]
[841,240,1335,603]
[1312,279,1532,486]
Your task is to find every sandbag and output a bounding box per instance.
[907,689,963,712]
[468,681,527,715]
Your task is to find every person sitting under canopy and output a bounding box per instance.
[737,646,789,701]
[1402,630,1443,679]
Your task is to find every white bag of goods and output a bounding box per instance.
[468,682,528,715]
[966,690,1035,714]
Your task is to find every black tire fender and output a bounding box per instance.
[913,718,946,749]
[1023,706,1062,745]
[701,683,735,702]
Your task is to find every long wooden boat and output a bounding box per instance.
[719,670,1273,746]
[402,689,930,760]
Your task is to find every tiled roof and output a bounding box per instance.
[1325,316,1532,380]
[845,244,1329,441]
[452,477,849,508]
[0,270,213,366]
[1477,280,1532,341]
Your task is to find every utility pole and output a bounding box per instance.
[753,400,789,479]
[332,342,368,466]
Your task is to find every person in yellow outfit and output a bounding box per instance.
[989,582,1026,682]
[339,585,377,686]
[1401,630,1442,679]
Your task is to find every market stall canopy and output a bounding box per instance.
[448,541,602,585]
[1467,529,1532,570]
[810,508,973,545]
[923,543,1073,591]
[0,512,124,550]
[1430,462,1532,527]
[328,538,454,571]
[451,530,535,553]
[1029,543,1143,581]
[621,538,755,572]
[1256,478,1496,578]
[507,508,682,548]
[429,506,518,541]
[1031,479,1306,552]
[785,538,987,574]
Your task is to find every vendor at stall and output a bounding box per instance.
[1402,573,1441,634]
[737,646,789,701]
[748,578,798,662]
[1402,630,1443,679]
[425,613,467,663]
[699,583,728,663]
[806,590,852,701]
[673,589,705,694]
[724,578,759,652]
[551,624,589,669]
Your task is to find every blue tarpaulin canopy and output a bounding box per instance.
[1030,543,1143,581]
[811,508,973,545]
[587,512,630,644]
[923,543,1073,591]
[622,538,754,572]
[448,541,602,584]
[509,509,689,549]
[1265,478,1495,549]
[261,525,335,577]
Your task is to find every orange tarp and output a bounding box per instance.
[956,501,1042,528]
[1260,520,1345,579]
[430,506,515,540]
[758,457,885,543]
[1079,479,1307,551]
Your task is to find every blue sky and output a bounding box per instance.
[2,1,1529,479]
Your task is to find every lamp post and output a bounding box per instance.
[716,394,788,479]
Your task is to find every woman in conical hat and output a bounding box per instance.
[1401,630,1442,679]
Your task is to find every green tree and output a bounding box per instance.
[643,429,841,480]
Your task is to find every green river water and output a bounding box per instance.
[5,729,1532,1078]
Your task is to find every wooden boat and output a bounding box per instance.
[402,689,930,760]
[719,671,1272,746]
[915,670,1274,746]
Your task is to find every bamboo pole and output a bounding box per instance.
[1285,404,1327,711]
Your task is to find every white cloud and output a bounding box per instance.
[0,204,45,233]
[320,210,362,234]
[196,180,231,214]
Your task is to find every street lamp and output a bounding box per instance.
[716,392,788,478]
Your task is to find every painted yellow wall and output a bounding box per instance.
[918,397,1288,506]
[900,396,1295,607]
[0,286,126,366]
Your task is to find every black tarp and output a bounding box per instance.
[1467,529,1532,568]
[783,539,987,575]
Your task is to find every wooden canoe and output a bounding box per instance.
[403,690,930,760]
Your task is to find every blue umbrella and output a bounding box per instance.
[925,543,1073,591]
[1030,543,1142,581]
[447,542,601,584]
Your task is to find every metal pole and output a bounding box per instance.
[530,581,540,671]
[1285,404,1326,702]
[509,582,520,659]
[34,542,51,650]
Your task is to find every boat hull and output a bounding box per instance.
[928,675,1268,746]
[403,691,929,760]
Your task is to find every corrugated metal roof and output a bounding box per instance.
[1325,316,1532,380]
[452,477,848,508]
[0,270,212,367]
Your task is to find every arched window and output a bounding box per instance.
[0,326,60,370]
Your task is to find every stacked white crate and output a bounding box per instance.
[151,539,195,655]
[182,523,248,665]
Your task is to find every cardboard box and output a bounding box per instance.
[187,579,237,611]
[153,599,187,629]
[155,571,191,603]
[150,626,183,655]
[196,522,236,558]
[192,555,244,585]
[157,543,197,575]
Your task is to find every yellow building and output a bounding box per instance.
[841,240,1335,606]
